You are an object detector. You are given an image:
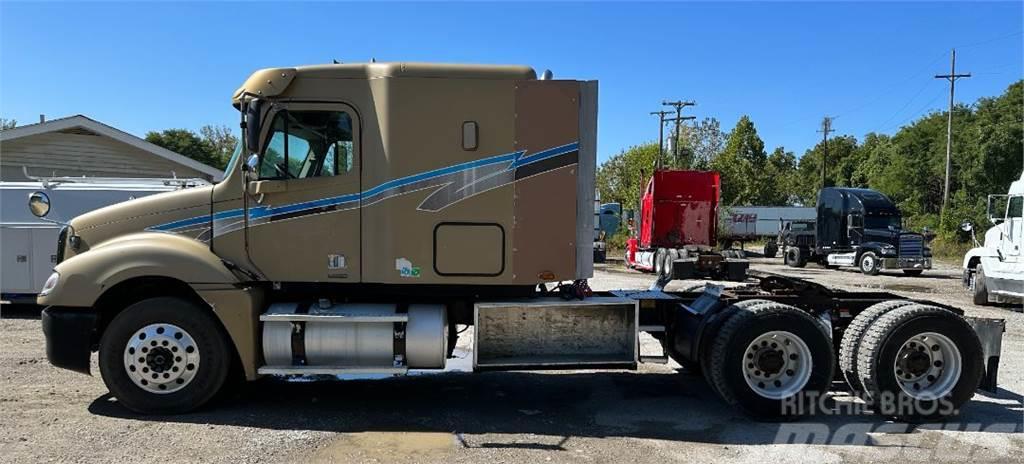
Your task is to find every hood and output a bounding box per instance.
[862,228,923,244]
[862,227,899,242]
[68,185,213,254]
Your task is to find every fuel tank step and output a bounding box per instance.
[259,302,409,322]
[257,366,408,375]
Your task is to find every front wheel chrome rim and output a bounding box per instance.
[861,256,875,272]
[123,323,200,394]
[742,331,813,400]
[893,332,961,400]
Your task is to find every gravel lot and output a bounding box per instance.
[1,258,1021,463]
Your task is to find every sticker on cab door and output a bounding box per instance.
[396,258,421,278]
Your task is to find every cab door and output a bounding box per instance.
[1003,195,1022,260]
[245,103,361,282]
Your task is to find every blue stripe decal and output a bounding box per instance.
[149,142,578,233]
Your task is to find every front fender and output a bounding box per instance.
[962,246,997,270]
[39,232,240,307]
[857,242,889,257]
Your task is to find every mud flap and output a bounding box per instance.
[722,260,749,281]
[671,258,697,280]
[967,316,1005,393]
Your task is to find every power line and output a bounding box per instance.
[935,48,971,215]
[662,100,696,166]
[956,30,1024,50]
[817,116,835,190]
[873,79,934,133]
[649,110,673,169]
[878,89,947,133]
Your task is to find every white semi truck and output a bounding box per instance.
[963,170,1024,306]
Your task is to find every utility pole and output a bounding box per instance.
[650,110,673,169]
[935,48,971,214]
[817,116,834,190]
[661,100,696,166]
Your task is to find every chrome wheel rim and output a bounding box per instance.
[123,323,200,394]
[743,331,813,400]
[893,332,961,400]
[861,255,875,272]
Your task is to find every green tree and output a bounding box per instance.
[672,117,726,170]
[596,142,660,212]
[711,115,767,205]
[0,118,16,130]
[763,146,799,205]
[145,128,224,170]
[199,125,238,168]
[795,135,861,204]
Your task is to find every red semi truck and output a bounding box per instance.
[626,170,748,281]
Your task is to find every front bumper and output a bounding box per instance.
[41,307,98,375]
[880,257,931,270]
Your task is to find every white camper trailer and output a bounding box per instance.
[1,175,209,303]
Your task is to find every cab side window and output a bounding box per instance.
[1009,196,1023,219]
[259,110,353,180]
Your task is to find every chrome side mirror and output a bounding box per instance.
[960,221,973,233]
[28,191,51,218]
[244,154,260,174]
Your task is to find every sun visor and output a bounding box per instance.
[232,68,297,106]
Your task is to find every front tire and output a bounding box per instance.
[973,266,990,306]
[856,304,983,422]
[859,252,880,275]
[99,297,233,414]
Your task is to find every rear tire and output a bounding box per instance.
[856,304,983,422]
[973,266,989,306]
[707,302,834,419]
[99,297,233,414]
[838,300,916,396]
[763,243,778,258]
[654,248,665,276]
[786,247,807,268]
[697,299,772,395]
[664,249,679,278]
[903,270,923,277]
[859,252,880,275]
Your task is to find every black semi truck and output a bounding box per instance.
[784,187,931,276]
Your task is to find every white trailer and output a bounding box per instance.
[963,170,1024,306]
[721,206,815,244]
[1,175,208,303]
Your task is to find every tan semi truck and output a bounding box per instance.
[36,62,1004,421]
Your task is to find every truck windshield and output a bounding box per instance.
[864,215,901,229]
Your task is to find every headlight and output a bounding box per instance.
[40,272,60,296]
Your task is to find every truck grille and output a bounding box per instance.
[899,234,923,257]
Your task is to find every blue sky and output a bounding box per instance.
[1,2,1021,163]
